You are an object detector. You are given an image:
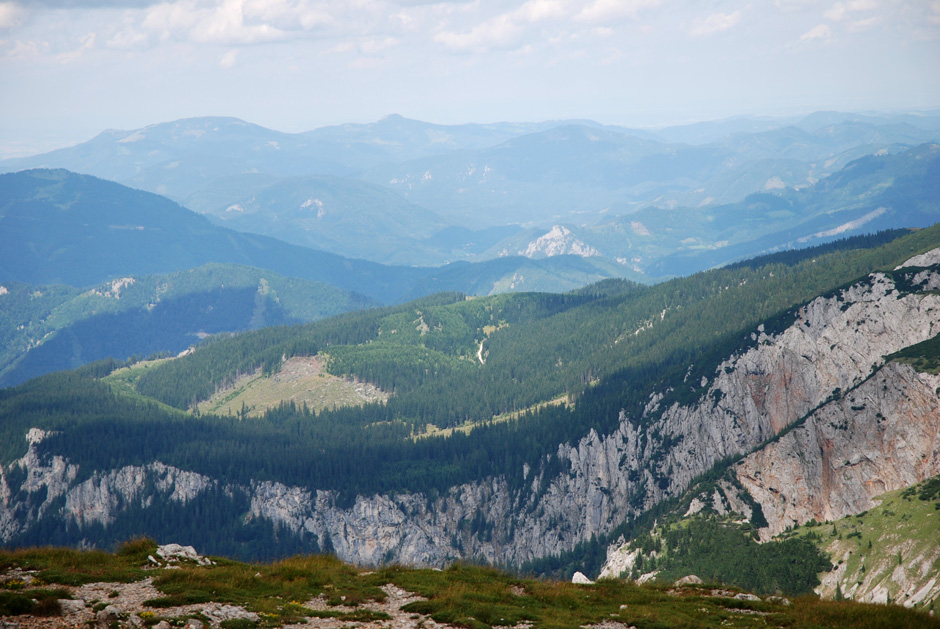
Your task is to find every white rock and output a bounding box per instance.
[572,571,594,584]
[58,599,87,615]
[157,543,213,566]
[675,575,703,586]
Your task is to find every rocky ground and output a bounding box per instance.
[0,573,647,629]
[0,544,460,629]
[0,569,456,629]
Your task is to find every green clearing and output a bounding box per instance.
[102,358,186,416]
[194,355,389,418]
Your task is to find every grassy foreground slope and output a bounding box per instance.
[1,540,937,629]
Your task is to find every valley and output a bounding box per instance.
[1,110,940,623]
[2,227,939,585]
[4,0,939,620]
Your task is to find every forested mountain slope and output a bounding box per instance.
[0,169,420,301]
[0,264,375,388]
[0,226,938,572]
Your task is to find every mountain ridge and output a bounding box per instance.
[1,226,937,580]
[5,112,939,270]
[0,168,633,302]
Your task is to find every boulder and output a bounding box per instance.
[96,605,122,629]
[572,571,594,585]
[157,543,213,566]
[674,575,703,586]
[58,599,87,615]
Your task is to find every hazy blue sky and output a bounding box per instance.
[1,0,938,157]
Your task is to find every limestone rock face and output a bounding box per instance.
[598,545,642,580]
[0,434,215,541]
[2,255,939,572]
[734,363,940,538]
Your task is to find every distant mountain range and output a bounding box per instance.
[3,111,938,269]
[0,169,628,301]
[0,169,633,382]
[2,111,939,385]
[523,143,940,277]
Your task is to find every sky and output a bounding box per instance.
[0,0,939,158]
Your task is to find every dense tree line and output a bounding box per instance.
[637,517,832,595]
[726,229,910,270]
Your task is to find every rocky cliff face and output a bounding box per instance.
[0,430,216,542]
[598,361,940,586]
[596,258,940,608]
[735,363,940,539]
[3,254,939,571]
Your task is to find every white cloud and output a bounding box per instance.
[799,23,831,41]
[575,0,662,24]
[846,0,878,11]
[17,1,161,6]
[516,0,567,23]
[931,0,940,26]
[0,2,25,30]
[849,15,879,30]
[4,38,42,59]
[185,0,288,45]
[56,31,95,62]
[101,0,345,49]
[219,47,237,66]
[689,10,742,37]
[773,0,817,10]
[825,0,879,22]
[434,12,522,51]
[433,0,572,52]
[824,3,846,21]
